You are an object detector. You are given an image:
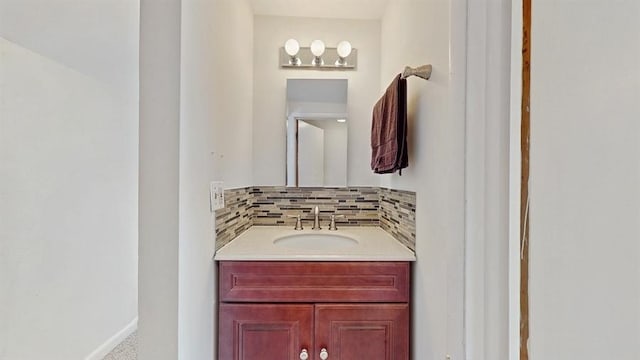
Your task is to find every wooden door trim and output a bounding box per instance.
[520,0,532,358]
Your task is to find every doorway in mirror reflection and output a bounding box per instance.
[286,79,348,187]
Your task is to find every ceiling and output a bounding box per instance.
[249,0,389,20]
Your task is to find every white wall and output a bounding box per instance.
[298,122,325,186]
[288,102,348,116]
[1,26,138,360]
[138,0,180,359]
[464,0,512,359]
[179,0,253,359]
[380,0,466,358]
[530,1,640,359]
[208,0,254,189]
[252,15,381,186]
[322,122,348,187]
[139,2,254,359]
[0,1,139,358]
[0,0,139,101]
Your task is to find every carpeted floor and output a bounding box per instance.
[103,331,137,360]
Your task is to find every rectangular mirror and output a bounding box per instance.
[286,79,348,187]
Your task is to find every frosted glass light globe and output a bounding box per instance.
[337,41,352,58]
[310,40,326,57]
[284,39,300,56]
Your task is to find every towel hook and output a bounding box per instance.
[401,64,432,80]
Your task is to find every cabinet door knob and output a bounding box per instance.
[299,349,309,360]
[319,348,329,359]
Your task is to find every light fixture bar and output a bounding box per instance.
[279,47,358,70]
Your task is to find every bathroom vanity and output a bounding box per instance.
[214,227,415,360]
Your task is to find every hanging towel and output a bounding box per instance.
[371,73,408,174]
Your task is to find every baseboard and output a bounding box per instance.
[85,317,138,360]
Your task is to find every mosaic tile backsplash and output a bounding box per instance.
[215,187,252,251]
[215,186,416,252]
[379,188,417,251]
[252,187,379,227]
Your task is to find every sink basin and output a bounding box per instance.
[273,233,359,250]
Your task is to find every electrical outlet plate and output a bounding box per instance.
[210,181,224,211]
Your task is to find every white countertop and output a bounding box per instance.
[214,226,416,261]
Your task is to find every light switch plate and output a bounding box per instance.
[210,181,224,211]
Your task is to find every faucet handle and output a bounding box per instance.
[328,214,345,231]
[287,214,304,230]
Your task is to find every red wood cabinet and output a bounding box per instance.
[218,304,313,360]
[315,304,409,360]
[217,261,410,360]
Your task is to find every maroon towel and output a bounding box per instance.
[371,74,408,174]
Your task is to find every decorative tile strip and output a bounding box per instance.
[379,188,416,251]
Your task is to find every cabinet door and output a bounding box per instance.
[315,304,409,360]
[219,304,314,360]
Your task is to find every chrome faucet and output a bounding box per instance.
[312,206,321,230]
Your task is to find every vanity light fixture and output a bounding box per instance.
[310,40,325,66]
[284,38,301,66]
[279,39,357,70]
[337,119,347,123]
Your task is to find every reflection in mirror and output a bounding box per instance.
[296,118,348,186]
[286,79,348,187]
